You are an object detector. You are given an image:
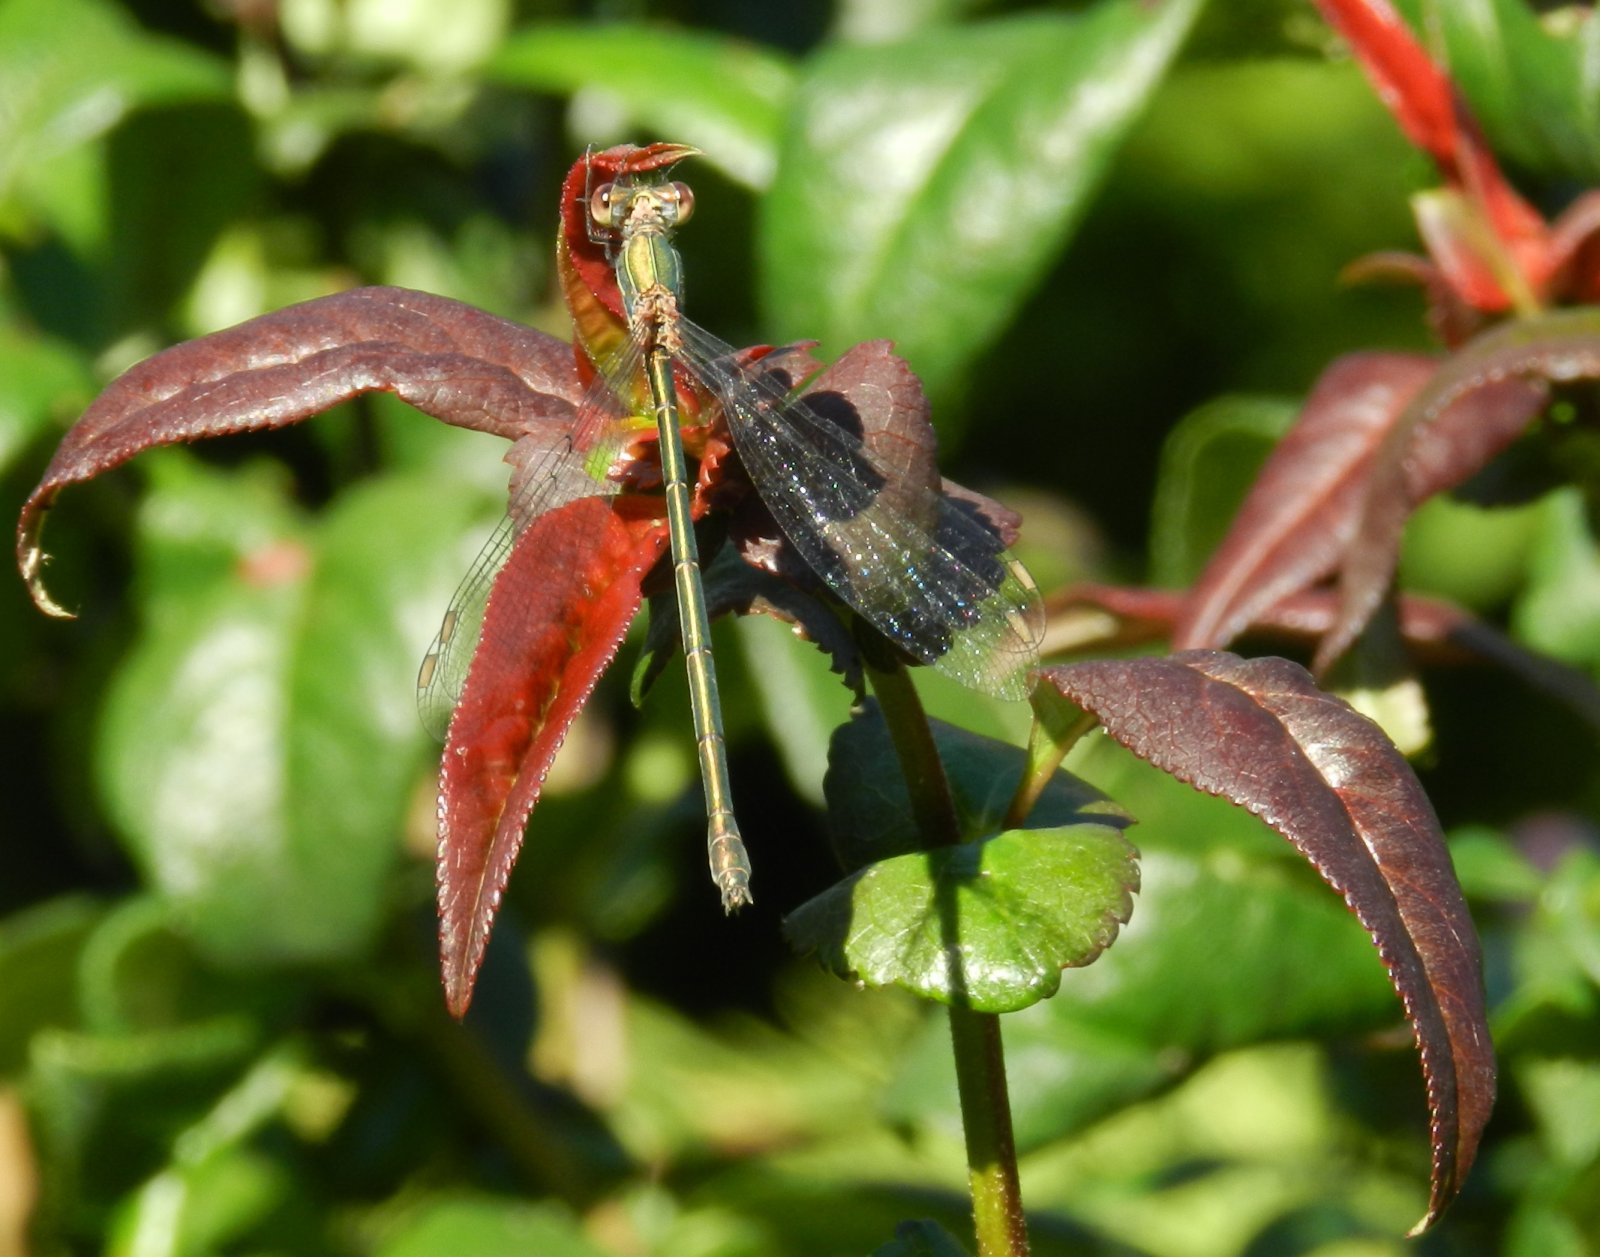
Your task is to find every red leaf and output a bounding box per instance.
[1055,583,1600,730]
[1039,651,1495,1232]
[1173,353,1439,652]
[437,496,667,1017]
[1548,191,1600,305]
[1312,0,1549,299]
[17,286,582,616]
[1319,310,1600,669]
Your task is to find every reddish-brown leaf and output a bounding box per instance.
[17,286,583,615]
[1173,353,1439,652]
[1319,309,1600,669]
[437,496,668,1017]
[1052,583,1600,730]
[1038,651,1494,1233]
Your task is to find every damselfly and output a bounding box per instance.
[419,143,1044,906]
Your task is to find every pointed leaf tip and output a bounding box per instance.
[435,498,666,1017]
[1039,651,1494,1229]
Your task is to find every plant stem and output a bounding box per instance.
[864,657,1031,1257]
[949,1006,1029,1257]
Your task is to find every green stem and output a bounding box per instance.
[864,657,1030,1257]
[949,1007,1030,1257]
[864,657,960,849]
[1005,709,1098,831]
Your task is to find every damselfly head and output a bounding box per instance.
[588,179,695,240]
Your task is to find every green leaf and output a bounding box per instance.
[0,324,93,477]
[760,0,1204,404]
[888,842,1401,1146]
[0,897,101,1075]
[1513,489,1600,672]
[96,458,479,967]
[823,702,1128,871]
[485,23,794,188]
[376,1199,608,1257]
[784,823,1138,1013]
[0,0,230,240]
[1399,491,1545,611]
[1149,394,1296,587]
[282,0,507,72]
[1390,0,1600,182]
[108,1146,293,1257]
[26,1018,263,1217]
[1446,826,1543,904]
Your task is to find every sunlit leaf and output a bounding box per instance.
[761,0,1204,403]
[785,823,1137,1014]
[0,0,229,236]
[15,287,581,617]
[1040,650,1495,1232]
[1389,0,1600,182]
[437,497,666,1017]
[97,459,475,966]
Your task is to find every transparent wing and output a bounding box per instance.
[416,334,650,739]
[677,320,1044,699]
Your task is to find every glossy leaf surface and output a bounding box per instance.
[97,456,475,964]
[761,0,1203,404]
[17,286,583,616]
[787,709,1137,1013]
[1386,0,1600,182]
[786,824,1137,1014]
[1039,651,1494,1232]
[886,819,1400,1147]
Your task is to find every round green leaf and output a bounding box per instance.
[784,823,1138,1014]
[824,701,1128,872]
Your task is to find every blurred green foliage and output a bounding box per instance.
[2,0,1599,1254]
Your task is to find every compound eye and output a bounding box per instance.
[588,182,618,229]
[664,181,695,225]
